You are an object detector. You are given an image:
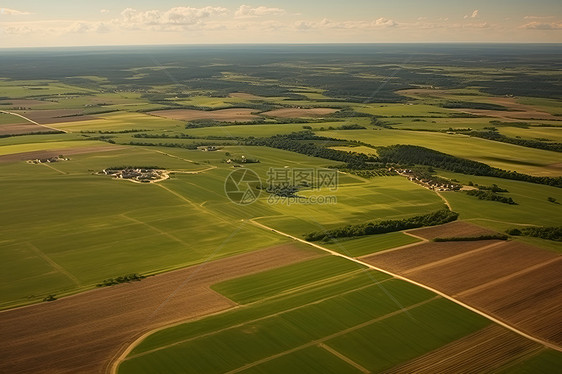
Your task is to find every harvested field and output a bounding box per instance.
[406,241,558,295]
[228,92,266,100]
[0,145,125,163]
[149,108,261,122]
[361,240,499,273]
[0,244,319,374]
[0,123,56,135]
[461,258,562,345]
[18,110,95,124]
[384,325,541,374]
[407,220,499,240]
[261,107,338,118]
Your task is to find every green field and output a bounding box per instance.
[2,45,561,373]
[118,257,492,374]
[322,128,561,176]
[323,231,422,257]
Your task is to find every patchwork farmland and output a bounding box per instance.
[1,44,561,373]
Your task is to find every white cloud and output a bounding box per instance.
[521,21,562,30]
[464,9,479,19]
[523,15,554,20]
[294,17,397,31]
[100,9,110,14]
[0,8,30,16]
[118,6,228,30]
[235,5,285,18]
[66,21,111,34]
[374,17,397,27]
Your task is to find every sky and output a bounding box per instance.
[0,0,561,47]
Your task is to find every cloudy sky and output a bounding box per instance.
[0,0,561,47]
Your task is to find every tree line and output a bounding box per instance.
[305,209,458,242]
[377,144,562,188]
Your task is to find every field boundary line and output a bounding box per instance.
[434,190,452,210]
[26,242,81,286]
[120,278,395,363]
[383,325,541,374]
[154,183,230,224]
[225,297,438,374]
[402,240,505,275]
[227,268,366,305]
[402,230,429,242]
[357,234,427,258]
[120,214,191,248]
[149,149,195,164]
[319,343,370,373]
[41,163,66,175]
[0,110,68,133]
[455,256,562,298]
[248,219,562,353]
[464,218,539,227]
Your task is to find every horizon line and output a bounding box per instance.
[1,41,562,51]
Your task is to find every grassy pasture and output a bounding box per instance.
[0,145,302,307]
[0,139,107,156]
[239,345,361,374]
[183,123,314,138]
[119,278,440,374]
[326,298,490,373]
[352,103,452,117]
[212,256,361,304]
[0,80,94,98]
[257,176,445,237]
[438,171,562,228]
[323,128,561,176]
[498,125,562,143]
[323,231,422,257]
[53,112,184,132]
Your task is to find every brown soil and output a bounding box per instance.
[362,240,495,273]
[0,145,125,163]
[150,108,261,122]
[0,123,56,135]
[261,108,338,118]
[366,226,562,348]
[384,325,540,374]
[0,244,319,374]
[461,258,562,345]
[407,221,500,240]
[407,241,557,295]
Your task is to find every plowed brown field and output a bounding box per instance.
[363,222,562,348]
[0,244,319,374]
[407,221,499,240]
[361,240,498,273]
[0,123,55,135]
[461,258,562,344]
[384,325,541,374]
